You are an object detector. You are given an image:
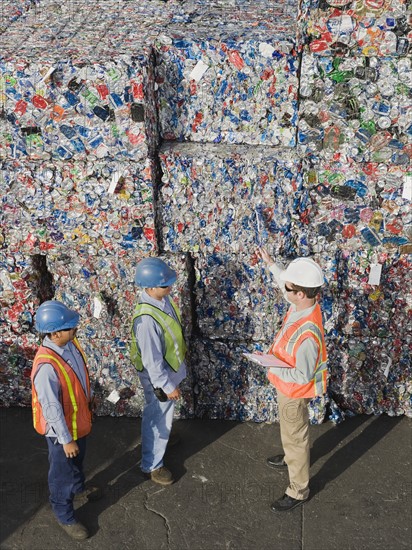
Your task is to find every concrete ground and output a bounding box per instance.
[0,408,411,550]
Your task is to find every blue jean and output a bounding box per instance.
[139,375,175,473]
[46,436,86,524]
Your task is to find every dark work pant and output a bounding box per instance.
[46,436,86,524]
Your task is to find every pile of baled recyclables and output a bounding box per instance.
[0,0,411,424]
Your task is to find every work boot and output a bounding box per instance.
[266,454,287,469]
[74,485,103,502]
[144,466,174,486]
[270,494,308,512]
[59,521,89,540]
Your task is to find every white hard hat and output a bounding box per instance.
[280,257,324,288]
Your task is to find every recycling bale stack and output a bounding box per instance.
[0,0,411,423]
[299,0,412,420]
[155,1,317,422]
[0,0,198,417]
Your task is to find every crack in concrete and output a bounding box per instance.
[144,493,172,547]
[215,440,261,463]
[87,441,141,481]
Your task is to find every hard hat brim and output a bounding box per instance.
[162,274,177,287]
[139,274,177,288]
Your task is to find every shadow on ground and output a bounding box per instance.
[310,414,402,497]
[1,408,411,550]
[0,408,236,543]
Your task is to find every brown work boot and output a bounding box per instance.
[58,521,89,540]
[144,466,174,486]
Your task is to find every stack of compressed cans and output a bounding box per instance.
[0,1,165,161]
[0,0,172,415]
[155,2,300,147]
[156,2,332,423]
[298,0,411,421]
[0,0,410,423]
[0,0,35,34]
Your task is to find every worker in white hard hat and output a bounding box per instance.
[256,247,328,513]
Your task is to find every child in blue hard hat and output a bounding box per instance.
[31,300,100,540]
[130,257,187,486]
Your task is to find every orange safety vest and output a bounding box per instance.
[267,303,328,398]
[31,338,92,441]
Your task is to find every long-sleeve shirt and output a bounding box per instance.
[267,263,320,385]
[33,337,91,445]
[132,291,187,394]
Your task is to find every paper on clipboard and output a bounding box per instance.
[243,353,292,368]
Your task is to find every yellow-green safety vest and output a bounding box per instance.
[130,299,186,372]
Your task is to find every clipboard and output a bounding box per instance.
[242,353,292,368]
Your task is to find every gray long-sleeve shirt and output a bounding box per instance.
[33,337,91,445]
[133,291,187,394]
[267,263,320,385]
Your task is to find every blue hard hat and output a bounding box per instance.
[34,300,80,333]
[135,258,177,288]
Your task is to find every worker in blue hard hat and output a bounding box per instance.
[31,300,100,541]
[130,257,187,486]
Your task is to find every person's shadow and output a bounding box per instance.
[74,416,236,536]
[309,413,403,498]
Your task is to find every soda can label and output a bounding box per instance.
[360,226,381,246]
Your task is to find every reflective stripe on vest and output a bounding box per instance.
[284,320,324,357]
[282,321,327,395]
[34,353,80,440]
[268,304,328,398]
[31,339,91,440]
[130,300,186,372]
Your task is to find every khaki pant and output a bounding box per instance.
[277,390,311,500]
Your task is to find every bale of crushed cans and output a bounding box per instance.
[0,158,158,254]
[298,53,412,164]
[158,142,309,342]
[0,0,173,161]
[0,54,159,161]
[155,0,300,146]
[0,0,411,423]
[155,34,299,146]
[301,0,411,57]
[304,161,411,253]
[158,142,310,257]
